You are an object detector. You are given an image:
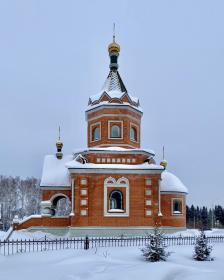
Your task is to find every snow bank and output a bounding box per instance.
[9,229,68,241]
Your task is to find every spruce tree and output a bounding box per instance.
[141,226,170,262]
[193,230,213,261]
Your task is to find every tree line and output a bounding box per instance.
[0,176,40,230]
[186,205,224,229]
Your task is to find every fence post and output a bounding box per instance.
[84,236,89,250]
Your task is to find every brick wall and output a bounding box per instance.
[86,107,142,148]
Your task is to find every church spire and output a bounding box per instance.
[108,23,120,70]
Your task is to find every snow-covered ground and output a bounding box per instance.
[0,244,223,280]
[0,230,6,240]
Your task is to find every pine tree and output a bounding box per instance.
[141,226,170,262]
[193,230,213,261]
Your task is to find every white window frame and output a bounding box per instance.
[171,198,184,216]
[90,122,101,142]
[108,120,123,139]
[104,177,129,217]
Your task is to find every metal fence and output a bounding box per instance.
[1,235,224,256]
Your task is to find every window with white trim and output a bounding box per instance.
[104,177,129,217]
[111,125,121,138]
[92,126,100,141]
[130,126,137,141]
[172,199,183,215]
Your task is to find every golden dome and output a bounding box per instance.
[108,35,120,54]
[56,140,63,150]
[160,159,168,169]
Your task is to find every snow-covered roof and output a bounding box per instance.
[66,160,163,171]
[88,70,140,109]
[86,101,143,114]
[160,171,188,194]
[40,155,73,187]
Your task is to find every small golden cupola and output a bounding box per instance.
[56,126,63,159]
[160,146,168,169]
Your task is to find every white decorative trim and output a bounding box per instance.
[80,189,87,196]
[80,199,87,206]
[80,209,88,216]
[146,210,152,216]
[81,178,87,185]
[145,200,152,206]
[171,198,184,216]
[96,143,136,149]
[145,179,152,186]
[108,120,123,139]
[104,177,129,217]
[145,189,152,196]
[90,122,101,143]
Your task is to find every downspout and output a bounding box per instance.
[70,178,75,216]
[158,177,163,217]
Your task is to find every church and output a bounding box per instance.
[13,34,188,236]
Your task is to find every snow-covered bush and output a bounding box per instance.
[193,230,213,261]
[141,227,170,262]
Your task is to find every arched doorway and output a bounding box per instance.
[50,194,71,216]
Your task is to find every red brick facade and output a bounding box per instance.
[14,40,188,234]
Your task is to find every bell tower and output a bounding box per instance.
[85,31,143,149]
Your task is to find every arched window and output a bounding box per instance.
[130,127,137,141]
[173,199,182,214]
[109,190,123,210]
[92,126,100,141]
[111,125,121,138]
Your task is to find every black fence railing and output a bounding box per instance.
[1,235,224,256]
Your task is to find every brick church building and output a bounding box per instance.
[14,34,188,236]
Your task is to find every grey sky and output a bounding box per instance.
[0,0,224,207]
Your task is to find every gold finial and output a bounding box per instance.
[56,125,63,159]
[160,145,168,169]
[108,23,120,54]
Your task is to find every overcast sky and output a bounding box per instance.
[0,0,224,207]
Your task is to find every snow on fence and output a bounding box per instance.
[0,235,224,256]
